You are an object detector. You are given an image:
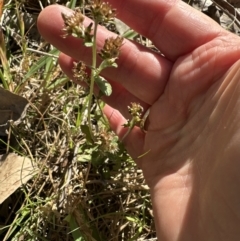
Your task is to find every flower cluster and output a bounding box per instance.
[90,0,116,23]
[123,102,144,128]
[61,8,93,46]
[99,36,123,60]
[96,129,119,154]
[61,8,85,38]
[72,61,90,85]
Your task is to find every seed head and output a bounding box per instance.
[99,36,123,60]
[96,129,119,154]
[72,61,90,85]
[123,102,144,128]
[90,0,116,23]
[128,102,144,122]
[61,8,85,38]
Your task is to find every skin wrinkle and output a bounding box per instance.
[211,77,240,151]
[183,53,211,101]
[150,168,194,239]
[217,76,238,116]
[176,169,192,220]
[194,45,211,77]
[178,3,211,34]
[186,103,214,149]
[170,42,227,112]
[198,46,223,82]
[211,66,239,121]
[211,37,240,72]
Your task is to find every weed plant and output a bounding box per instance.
[0,0,155,240]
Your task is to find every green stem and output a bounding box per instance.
[96,98,109,127]
[121,119,135,142]
[88,20,99,141]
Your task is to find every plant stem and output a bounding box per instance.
[88,20,99,141]
[121,119,135,142]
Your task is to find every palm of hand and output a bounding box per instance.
[141,42,240,240]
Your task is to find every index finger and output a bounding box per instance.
[108,0,227,60]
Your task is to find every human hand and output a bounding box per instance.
[38,1,240,240]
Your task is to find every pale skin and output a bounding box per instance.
[37,1,240,240]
